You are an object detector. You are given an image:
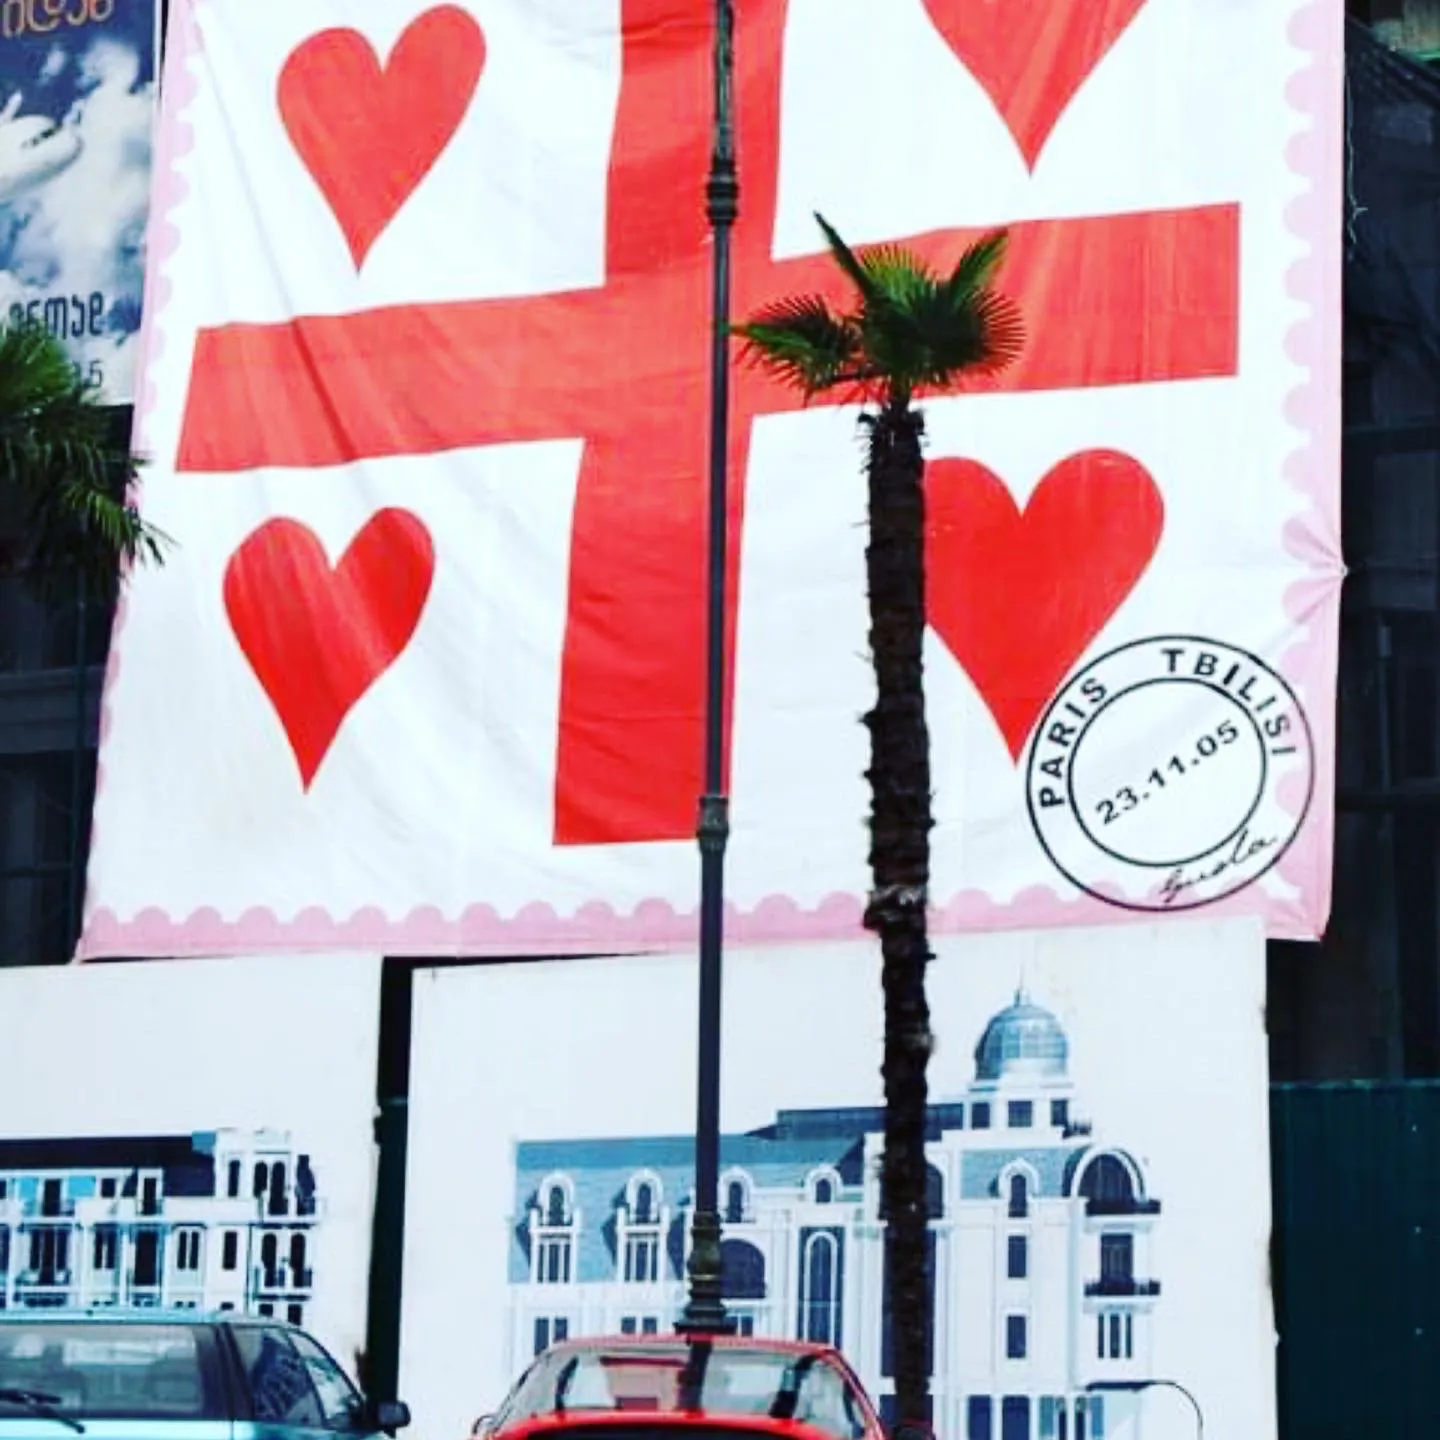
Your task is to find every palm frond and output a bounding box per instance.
[0,321,169,598]
[740,220,1025,407]
[945,230,1010,299]
[814,212,883,306]
[734,295,862,396]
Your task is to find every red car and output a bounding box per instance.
[475,1335,883,1440]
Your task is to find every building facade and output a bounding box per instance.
[0,1127,321,1325]
[506,993,1166,1440]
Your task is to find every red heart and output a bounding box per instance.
[223,509,436,789]
[921,0,1148,168]
[277,6,485,268]
[926,451,1164,759]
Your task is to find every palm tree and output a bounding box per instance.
[0,321,166,598]
[735,215,1022,1434]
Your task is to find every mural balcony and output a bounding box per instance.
[1083,1277,1161,1298]
[1084,1198,1161,1217]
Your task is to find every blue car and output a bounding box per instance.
[0,1312,410,1440]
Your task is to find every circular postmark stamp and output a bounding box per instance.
[1025,635,1315,911]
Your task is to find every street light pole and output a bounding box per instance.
[677,0,738,1338]
[1087,1381,1204,1440]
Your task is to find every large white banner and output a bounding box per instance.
[80,0,1343,956]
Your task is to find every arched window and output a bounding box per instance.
[1079,1154,1137,1211]
[720,1239,766,1300]
[260,1232,278,1286]
[545,1182,571,1226]
[807,1167,841,1205]
[632,1181,655,1225]
[724,1179,748,1224]
[268,1163,287,1216]
[252,1162,268,1200]
[534,1176,575,1285]
[800,1232,841,1346]
[290,1233,307,1281]
[1009,1173,1029,1219]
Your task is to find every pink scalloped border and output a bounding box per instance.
[76,0,1343,960]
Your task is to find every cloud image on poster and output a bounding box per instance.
[0,3,157,403]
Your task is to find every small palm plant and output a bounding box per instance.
[735,214,1023,1435]
[0,321,166,598]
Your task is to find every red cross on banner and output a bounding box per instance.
[175,0,1239,849]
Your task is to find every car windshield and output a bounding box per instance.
[0,1322,218,1422]
[499,1344,866,1440]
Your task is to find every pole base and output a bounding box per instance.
[676,1208,736,1335]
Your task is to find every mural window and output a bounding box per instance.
[720,1239,766,1303]
[1004,1315,1027,1360]
[1001,1397,1030,1440]
[631,1180,656,1225]
[799,1230,841,1347]
[222,1231,239,1271]
[623,1231,659,1284]
[1038,1398,1067,1440]
[1007,1101,1033,1129]
[297,1157,317,1216]
[543,1181,572,1227]
[268,1164,288,1217]
[1008,1174,1029,1219]
[724,1178,748,1224]
[972,1103,992,1130]
[1079,1155,1135,1210]
[533,1316,569,1356]
[1006,1234,1027,1280]
[132,1230,159,1288]
[808,1168,840,1204]
[91,1226,117,1271]
[534,1178,575,1285]
[1099,1232,1133,1283]
[537,1234,572,1284]
[175,1229,202,1271]
[966,1397,992,1440]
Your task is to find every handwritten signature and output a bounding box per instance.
[1158,828,1279,906]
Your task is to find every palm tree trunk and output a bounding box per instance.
[862,400,934,1436]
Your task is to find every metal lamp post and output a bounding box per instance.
[677,0,739,1337]
[1087,1380,1204,1440]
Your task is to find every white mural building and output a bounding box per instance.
[0,1127,321,1325]
[506,991,1169,1440]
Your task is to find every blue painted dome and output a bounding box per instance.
[974,989,1069,1081]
